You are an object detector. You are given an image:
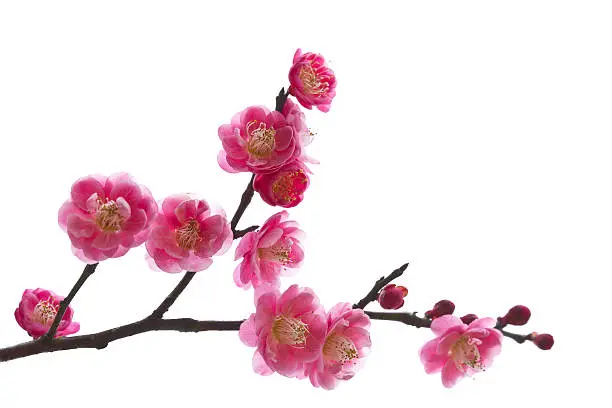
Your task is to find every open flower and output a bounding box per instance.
[253,161,310,208]
[145,195,232,273]
[58,173,158,263]
[15,288,79,339]
[218,106,301,174]
[239,285,327,378]
[306,303,371,390]
[288,49,337,112]
[234,211,304,289]
[420,315,503,388]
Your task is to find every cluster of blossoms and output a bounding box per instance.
[9,48,553,390]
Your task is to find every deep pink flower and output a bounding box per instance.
[239,285,327,378]
[15,288,79,339]
[58,173,158,263]
[425,299,456,319]
[306,303,371,390]
[145,195,232,273]
[218,106,301,174]
[288,49,337,112]
[253,161,310,208]
[377,284,408,310]
[531,333,554,350]
[499,305,531,327]
[234,211,304,289]
[420,315,503,388]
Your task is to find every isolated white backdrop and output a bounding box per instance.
[0,1,609,406]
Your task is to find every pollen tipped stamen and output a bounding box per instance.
[258,242,292,264]
[176,219,202,250]
[323,334,358,364]
[246,120,276,159]
[95,200,124,232]
[451,336,484,373]
[272,170,307,203]
[272,316,309,347]
[299,64,330,96]
[32,299,58,326]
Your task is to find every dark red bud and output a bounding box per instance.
[503,305,531,326]
[460,314,478,324]
[532,333,554,350]
[378,284,408,310]
[425,299,455,319]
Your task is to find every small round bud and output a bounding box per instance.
[503,305,531,326]
[425,299,455,319]
[377,284,408,310]
[461,314,478,324]
[532,333,554,350]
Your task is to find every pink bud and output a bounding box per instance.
[502,305,531,326]
[377,284,408,310]
[460,314,478,324]
[532,333,554,350]
[425,300,455,319]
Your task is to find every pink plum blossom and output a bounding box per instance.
[253,161,310,208]
[306,303,371,390]
[58,173,158,263]
[239,285,327,378]
[15,288,79,339]
[145,195,232,273]
[218,106,301,174]
[377,284,408,310]
[234,211,304,289]
[420,315,503,388]
[288,49,337,112]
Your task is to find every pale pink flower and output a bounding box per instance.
[253,161,310,208]
[145,195,232,273]
[234,211,304,289]
[58,173,158,263]
[239,285,327,378]
[218,106,301,174]
[420,315,503,388]
[306,303,371,390]
[15,288,79,339]
[288,49,337,112]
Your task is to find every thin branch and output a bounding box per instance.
[234,225,259,239]
[353,263,409,309]
[230,174,256,234]
[275,87,290,112]
[149,272,197,319]
[0,318,243,362]
[43,262,98,341]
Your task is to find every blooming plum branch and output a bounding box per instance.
[0,49,553,391]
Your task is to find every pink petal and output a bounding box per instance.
[441,359,464,388]
[431,315,466,337]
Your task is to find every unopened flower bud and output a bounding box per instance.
[377,284,408,310]
[425,300,455,319]
[460,314,478,324]
[532,333,554,350]
[501,305,531,326]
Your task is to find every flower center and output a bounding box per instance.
[299,64,329,96]
[246,120,276,159]
[95,200,124,232]
[450,336,483,372]
[176,219,202,250]
[323,333,358,364]
[32,299,58,326]
[272,315,309,347]
[258,240,292,264]
[272,170,308,203]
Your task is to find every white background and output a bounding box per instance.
[0,1,609,406]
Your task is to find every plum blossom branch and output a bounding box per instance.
[43,262,98,341]
[149,272,197,319]
[0,318,243,362]
[230,174,256,235]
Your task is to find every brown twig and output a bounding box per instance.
[353,263,409,310]
[42,262,98,341]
